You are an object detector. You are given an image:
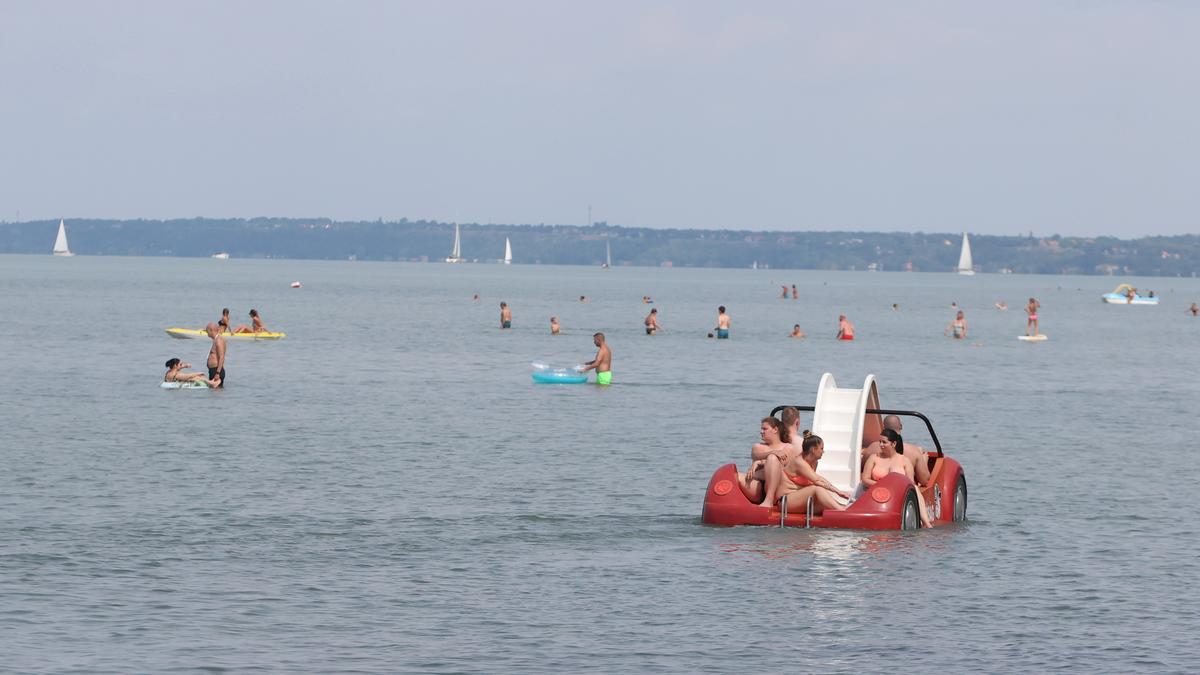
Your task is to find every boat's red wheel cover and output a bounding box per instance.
[714,480,733,496]
[870,487,892,503]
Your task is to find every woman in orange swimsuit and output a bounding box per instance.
[862,429,932,527]
[774,433,852,514]
[737,417,795,506]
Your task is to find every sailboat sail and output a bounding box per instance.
[956,232,974,275]
[503,237,512,265]
[52,219,74,256]
[446,223,463,263]
[604,240,612,268]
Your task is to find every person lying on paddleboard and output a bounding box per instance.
[163,358,221,387]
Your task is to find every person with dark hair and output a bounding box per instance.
[220,308,233,334]
[233,309,267,334]
[774,433,852,514]
[789,324,806,338]
[863,429,931,527]
[205,322,227,388]
[579,332,612,385]
[500,302,512,329]
[715,306,730,339]
[549,316,560,335]
[644,308,660,335]
[163,358,220,387]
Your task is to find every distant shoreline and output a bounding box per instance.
[2,218,1197,277]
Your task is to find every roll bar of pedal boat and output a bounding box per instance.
[768,406,944,457]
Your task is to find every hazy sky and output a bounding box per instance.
[3,1,1198,236]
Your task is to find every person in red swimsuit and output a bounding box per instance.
[836,314,855,341]
[773,433,852,514]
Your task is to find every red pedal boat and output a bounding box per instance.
[701,373,967,530]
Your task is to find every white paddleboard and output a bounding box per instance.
[1018,334,1048,342]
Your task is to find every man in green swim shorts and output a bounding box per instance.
[580,332,612,385]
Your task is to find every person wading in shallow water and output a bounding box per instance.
[579,332,612,385]
[205,322,227,388]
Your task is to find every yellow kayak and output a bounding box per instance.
[165,327,286,341]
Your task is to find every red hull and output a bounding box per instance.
[701,459,964,529]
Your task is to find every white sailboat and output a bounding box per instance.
[602,239,612,268]
[503,237,512,265]
[956,232,974,275]
[445,223,463,263]
[52,219,74,256]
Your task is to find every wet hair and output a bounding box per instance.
[249,309,258,317]
[881,428,905,455]
[222,308,230,315]
[650,308,657,314]
[760,416,789,443]
[164,358,181,369]
[801,433,823,456]
[593,332,605,341]
[718,305,726,313]
[780,406,799,430]
[500,301,507,307]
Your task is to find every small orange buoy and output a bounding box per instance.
[290,281,302,288]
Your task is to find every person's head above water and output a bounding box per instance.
[718,305,726,313]
[500,301,507,308]
[593,331,605,345]
[650,308,657,314]
[164,358,181,369]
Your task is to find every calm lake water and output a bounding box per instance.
[2,255,1199,673]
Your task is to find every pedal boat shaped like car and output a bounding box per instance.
[1101,284,1159,305]
[165,327,286,341]
[701,373,967,530]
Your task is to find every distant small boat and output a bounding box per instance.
[211,252,230,260]
[290,281,302,289]
[956,232,974,275]
[52,219,74,256]
[1102,284,1158,305]
[445,223,464,263]
[503,237,512,265]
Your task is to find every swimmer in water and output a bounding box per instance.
[715,306,730,339]
[947,310,967,339]
[789,324,806,338]
[644,308,660,335]
[836,314,855,340]
[500,302,512,329]
[550,316,560,335]
[1190,303,1199,316]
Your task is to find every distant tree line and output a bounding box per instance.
[2,217,1198,277]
